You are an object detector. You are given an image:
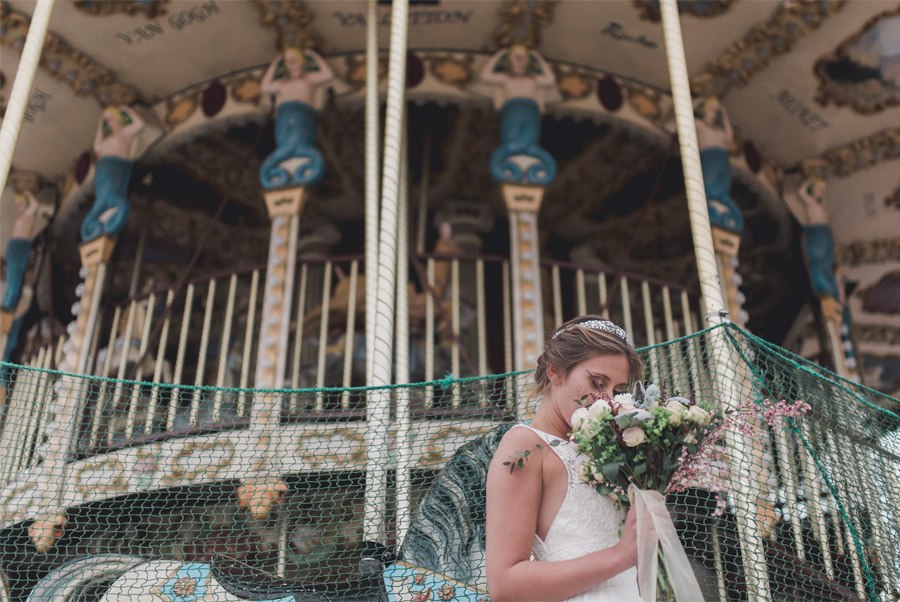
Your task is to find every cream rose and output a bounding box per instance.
[664,400,686,425]
[614,393,635,410]
[578,462,593,483]
[622,426,647,447]
[588,397,612,416]
[571,407,591,431]
[686,405,711,426]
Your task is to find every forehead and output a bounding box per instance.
[574,354,630,381]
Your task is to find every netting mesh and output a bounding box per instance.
[0,323,897,601]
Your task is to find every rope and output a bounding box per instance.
[658,0,728,323]
[365,0,409,545]
[0,0,55,193]
[364,0,381,388]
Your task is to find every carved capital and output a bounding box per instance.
[264,186,307,218]
[502,184,545,214]
[711,226,741,259]
[79,235,117,267]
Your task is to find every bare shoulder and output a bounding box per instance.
[490,425,548,475]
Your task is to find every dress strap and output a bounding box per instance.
[512,424,581,473]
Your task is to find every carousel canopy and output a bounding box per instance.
[1,0,898,391]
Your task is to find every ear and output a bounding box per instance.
[547,366,563,387]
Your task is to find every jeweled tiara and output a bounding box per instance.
[551,319,630,345]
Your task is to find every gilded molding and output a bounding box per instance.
[854,324,900,346]
[801,128,900,179]
[691,0,845,99]
[73,0,168,18]
[493,0,555,49]
[885,182,900,211]
[838,238,900,267]
[0,1,139,106]
[814,8,900,115]
[252,0,318,50]
[634,0,734,23]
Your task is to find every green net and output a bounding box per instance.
[0,323,897,601]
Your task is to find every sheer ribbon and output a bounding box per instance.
[630,485,704,601]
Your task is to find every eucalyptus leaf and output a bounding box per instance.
[602,462,622,482]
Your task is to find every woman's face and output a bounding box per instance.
[548,354,631,426]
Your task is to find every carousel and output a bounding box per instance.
[0,0,898,600]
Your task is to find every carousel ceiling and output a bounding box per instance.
[1,0,899,390]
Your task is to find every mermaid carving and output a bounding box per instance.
[479,45,557,185]
[259,48,335,189]
[82,105,144,243]
[797,177,842,302]
[695,97,743,233]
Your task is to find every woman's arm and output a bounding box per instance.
[531,51,556,86]
[479,49,507,84]
[260,55,282,93]
[486,428,638,601]
[305,49,335,85]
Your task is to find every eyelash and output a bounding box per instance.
[592,378,626,395]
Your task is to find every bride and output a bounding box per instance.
[486,315,643,601]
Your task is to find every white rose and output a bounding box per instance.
[622,426,647,447]
[591,468,606,483]
[588,398,612,416]
[614,393,635,410]
[686,405,711,426]
[683,432,697,445]
[571,407,591,431]
[664,400,686,425]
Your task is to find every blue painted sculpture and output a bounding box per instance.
[82,106,145,243]
[798,178,841,301]
[2,192,38,312]
[479,46,557,186]
[695,97,743,233]
[259,48,335,189]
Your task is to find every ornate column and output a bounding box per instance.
[478,37,557,416]
[503,185,547,380]
[711,227,749,327]
[238,188,304,521]
[28,106,142,552]
[239,46,335,520]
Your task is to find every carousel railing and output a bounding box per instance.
[0,254,712,466]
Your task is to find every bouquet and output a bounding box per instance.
[566,383,810,601]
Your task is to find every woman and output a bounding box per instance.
[486,315,643,601]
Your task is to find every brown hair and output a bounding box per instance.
[534,314,642,395]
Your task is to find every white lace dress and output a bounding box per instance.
[516,425,642,602]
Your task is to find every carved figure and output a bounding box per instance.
[798,177,841,302]
[695,97,743,233]
[479,46,557,185]
[28,512,67,554]
[82,105,145,243]
[236,475,288,520]
[3,192,39,312]
[259,48,335,189]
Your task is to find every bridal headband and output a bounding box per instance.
[551,319,630,345]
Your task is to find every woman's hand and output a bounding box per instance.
[615,505,638,568]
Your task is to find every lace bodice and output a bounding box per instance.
[516,425,642,602]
